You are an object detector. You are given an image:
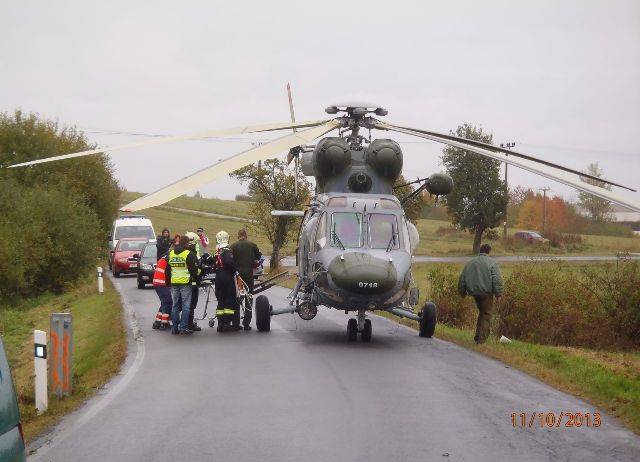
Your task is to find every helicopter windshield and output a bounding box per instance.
[331,212,363,248]
[369,214,399,249]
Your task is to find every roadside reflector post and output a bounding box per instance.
[97,266,104,294]
[34,330,48,414]
[50,313,73,398]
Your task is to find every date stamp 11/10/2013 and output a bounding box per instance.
[512,412,602,429]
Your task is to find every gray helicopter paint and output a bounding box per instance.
[296,192,413,312]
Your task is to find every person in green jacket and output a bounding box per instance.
[458,243,503,344]
[230,228,262,330]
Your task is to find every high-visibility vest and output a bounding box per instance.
[153,258,168,286]
[169,249,191,285]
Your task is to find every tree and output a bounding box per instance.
[441,124,508,253]
[0,110,120,231]
[230,159,310,271]
[517,194,570,233]
[578,162,612,222]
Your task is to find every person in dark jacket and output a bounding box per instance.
[230,229,261,330]
[214,230,240,332]
[458,243,503,344]
[156,228,171,258]
[166,235,199,335]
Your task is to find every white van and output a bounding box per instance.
[108,215,156,269]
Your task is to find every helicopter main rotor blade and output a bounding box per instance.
[380,121,636,192]
[7,119,330,168]
[121,120,340,212]
[376,121,640,213]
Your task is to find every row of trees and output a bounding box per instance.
[0,111,120,299]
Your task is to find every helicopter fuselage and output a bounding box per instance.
[297,192,417,312]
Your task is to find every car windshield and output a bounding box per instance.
[331,212,363,248]
[369,214,399,249]
[142,245,157,259]
[529,232,543,238]
[115,226,155,240]
[117,240,147,252]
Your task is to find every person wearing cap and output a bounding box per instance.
[458,243,503,344]
[214,230,240,331]
[231,228,262,330]
[197,227,209,254]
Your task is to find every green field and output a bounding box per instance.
[122,191,254,219]
[0,276,126,442]
[415,219,640,256]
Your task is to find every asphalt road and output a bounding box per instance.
[29,276,640,462]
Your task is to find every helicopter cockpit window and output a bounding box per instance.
[327,197,347,207]
[330,213,363,248]
[314,213,327,250]
[368,214,399,250]
[379,198,400,210]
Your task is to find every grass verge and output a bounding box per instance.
[0,276,127,442]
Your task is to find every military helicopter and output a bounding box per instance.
[8,98,639,342]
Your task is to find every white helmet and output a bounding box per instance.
[216,230,229,248]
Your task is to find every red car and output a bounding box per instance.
[111,238,149,277]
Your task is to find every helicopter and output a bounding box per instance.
[8,99,639,342]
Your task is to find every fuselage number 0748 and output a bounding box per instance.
[358,282,378,289]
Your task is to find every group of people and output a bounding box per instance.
[151,227,261,335]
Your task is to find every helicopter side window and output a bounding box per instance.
[368,214,399,250]
[330,212,363,248]
[314,213,327,251]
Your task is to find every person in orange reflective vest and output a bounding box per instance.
[152,253,173,330]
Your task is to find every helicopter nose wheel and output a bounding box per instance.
[347,311,372,342]
[347,318,358,341]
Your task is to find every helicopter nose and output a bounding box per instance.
[327,252,397,294]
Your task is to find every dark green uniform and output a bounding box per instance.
[458,253,503,344]
[230,239,261,292]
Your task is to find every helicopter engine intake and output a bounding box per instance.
[365,139,403,182]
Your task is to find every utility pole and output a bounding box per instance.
[538,187,551,233]
[500,142,515,238]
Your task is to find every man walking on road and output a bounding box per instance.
[458,243,503,344]
[167,235,199,335]
[231,228,261,330]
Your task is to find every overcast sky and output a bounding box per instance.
[1,0,639,205]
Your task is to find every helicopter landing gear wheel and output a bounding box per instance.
[361,319,372,343]
[419,302,437,338]
[255,295,271,332]
[347,318,358,342]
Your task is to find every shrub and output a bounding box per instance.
[483,228,500,240]
[542,231,583,250]
[0,178,102,300]
[495,263,613,348]
[580,261,640,348]
[235,194,253,202]
[427,267,476,329]
[427,261,636,349]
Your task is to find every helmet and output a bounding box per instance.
[184,231,199,244]
[216,230,229,248]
